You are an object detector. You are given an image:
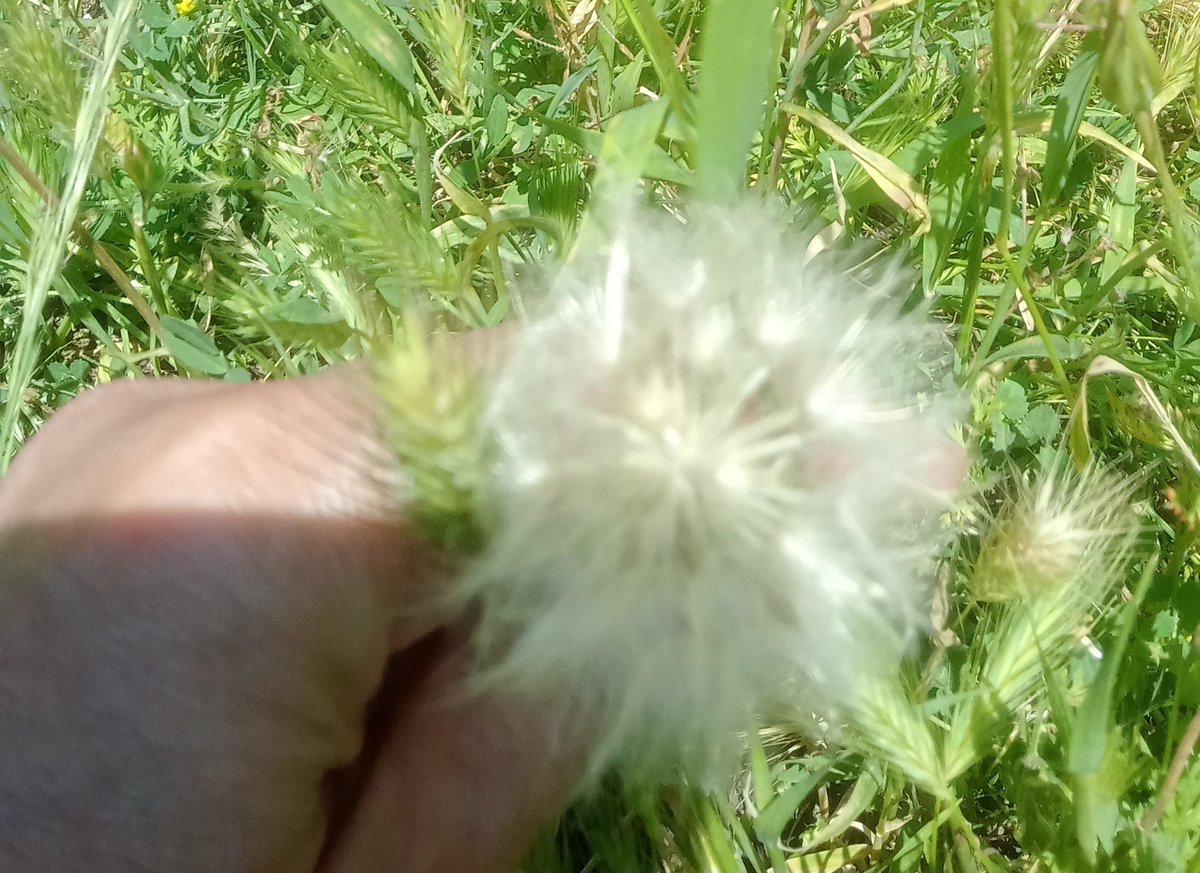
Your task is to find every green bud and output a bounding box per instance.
[1096,0,1164,117]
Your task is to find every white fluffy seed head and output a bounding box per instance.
[465,202,964,779]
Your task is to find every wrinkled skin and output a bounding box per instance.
[0,348,579,872]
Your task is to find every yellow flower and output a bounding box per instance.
[175,0,198,16]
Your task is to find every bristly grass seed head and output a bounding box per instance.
[376,311,486,554]
[944,460,1139,782]
[0,1,85,143]
[416,0,475,115]
[970,461,1138,604]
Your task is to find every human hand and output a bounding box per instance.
[0,349,578,872]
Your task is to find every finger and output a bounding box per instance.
[318,629,583,873]
[0,331,511,644]
[0,364,391,519]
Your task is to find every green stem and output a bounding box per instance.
[990,0,1017,258]
[998,246,1072,398]
[948,802,1005,873]
[1135,109,1200,319]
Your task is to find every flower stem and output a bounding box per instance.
[999,247,1073,399]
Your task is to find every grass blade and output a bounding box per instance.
[923,111,974,294]
[1068,561,1153,779]
[693,0,777,204]
[1070,560,1154,860]
[586,100,670,227]
[1101,157,1139,283]
[784,102,932,234]
[0,0,139,467]
[615,0,692,119]
[1041,32,1100,204]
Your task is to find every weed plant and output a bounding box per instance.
[2,0,1200,869]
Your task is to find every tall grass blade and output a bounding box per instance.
[1070,560,1154,860]
[0,0,139,467]
[693,0,777,204]
[615,0,692,118]
[1041,33,1100,204]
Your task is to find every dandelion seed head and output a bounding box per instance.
[466,202,964,778]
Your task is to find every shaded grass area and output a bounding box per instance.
[2,0,1200,869]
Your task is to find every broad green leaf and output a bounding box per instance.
[592,100,669,201]
[263,298,343,325]
[536,112,689,185]
[609,50,647,114]
[995,380,1028,421]
[481,95,508,157]
[547,64,596,118]
[1019,405,1062,443]
[889,112,985,178]
[992,419,1016,451]
[784,103,931,234]
[981,334,1089,366]
[162,316,229,376]
[693,0,777,204]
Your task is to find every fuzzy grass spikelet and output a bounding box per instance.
[0,2,86,144]
[377,314,486,553]
[464,203,963,776]
[943,462,1139,781]
[970,462,1137,604]
[416,0,475,114]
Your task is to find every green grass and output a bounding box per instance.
[3,0,1200,869]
